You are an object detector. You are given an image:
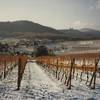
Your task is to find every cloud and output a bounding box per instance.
[96,0,100,9]
[89,6,95,10]
[71,20,94,29]
[89,0,100,10]
[73,21,81,28]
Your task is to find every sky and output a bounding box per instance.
[0,0,100,30]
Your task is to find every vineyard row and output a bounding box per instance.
[0,55,28,90]
[36,53,100,89]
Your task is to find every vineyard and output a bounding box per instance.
[0,53,100,90]
[0,55,28,90]
[36,52,100,89]
[0,53,100,99]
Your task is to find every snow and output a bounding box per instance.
[26,62,62,92]
[0,61,100,100]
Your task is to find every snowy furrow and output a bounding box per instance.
[0,61,100,100]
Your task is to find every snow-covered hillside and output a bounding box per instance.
[0,61,100,100]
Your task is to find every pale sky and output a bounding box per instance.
[0,0,100,29]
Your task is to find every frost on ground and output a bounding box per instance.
[0,61,100,100]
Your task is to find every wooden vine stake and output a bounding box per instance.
[4,59,7,79]
[17,57,22,90]
[17,56,27,90]
[67,58,75,89]
[89,58,99,89]
[56,58,59,78]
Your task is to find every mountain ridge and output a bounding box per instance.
[0,20,100,40]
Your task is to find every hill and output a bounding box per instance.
[0,20,64,39]
[59,28,100,40]
[0,20,100,40]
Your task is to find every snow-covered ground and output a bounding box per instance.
[0,61,100,100]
